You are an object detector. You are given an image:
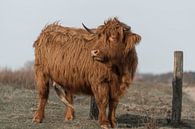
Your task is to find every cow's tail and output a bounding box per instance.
[53,82,74,109]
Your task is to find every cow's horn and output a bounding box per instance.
[82,23,95,34]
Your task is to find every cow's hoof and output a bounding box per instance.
[100,124,109,129]
[111,122,117,128]
[65,115,74,121]
[110,120,117,128]
[65,110,74,121]
[33,112,43,123]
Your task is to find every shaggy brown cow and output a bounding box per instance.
[33,17,141,128]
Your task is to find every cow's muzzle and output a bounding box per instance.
[91,50,99,57]
[91,50,108,62]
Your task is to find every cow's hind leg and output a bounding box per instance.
[33,71,49,123]
[64,91,74,121]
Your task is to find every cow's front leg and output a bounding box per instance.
[93,84,109,129]
[108,98,119,128]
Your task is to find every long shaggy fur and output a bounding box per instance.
[33,17,141,128]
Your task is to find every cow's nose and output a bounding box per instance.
[91,50,99,57]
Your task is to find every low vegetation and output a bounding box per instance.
[0,61,35,89]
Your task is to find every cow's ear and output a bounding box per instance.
[125,33,141,51]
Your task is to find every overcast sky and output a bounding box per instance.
[0,0,194,73]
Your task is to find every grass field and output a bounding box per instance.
[0,82,195,129]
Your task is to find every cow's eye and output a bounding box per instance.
[123,27,130,31]
[109,35,117,42]
[123,28,128,31]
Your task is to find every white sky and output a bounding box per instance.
[0,0,194,73]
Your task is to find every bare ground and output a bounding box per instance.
[0,82,195,129]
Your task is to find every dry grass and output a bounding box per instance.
[117,82,195,129]
[0,64,195,128]
[0,81,195,129]
[0,64,35,89]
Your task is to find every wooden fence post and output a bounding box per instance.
[171,51,183,126]
[89,97,99,120]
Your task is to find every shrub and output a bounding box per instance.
[0,61,35,89]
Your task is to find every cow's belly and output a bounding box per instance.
[49,69,93,95]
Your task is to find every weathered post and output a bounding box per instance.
[89,97,99,120]
[171,51,183,126]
